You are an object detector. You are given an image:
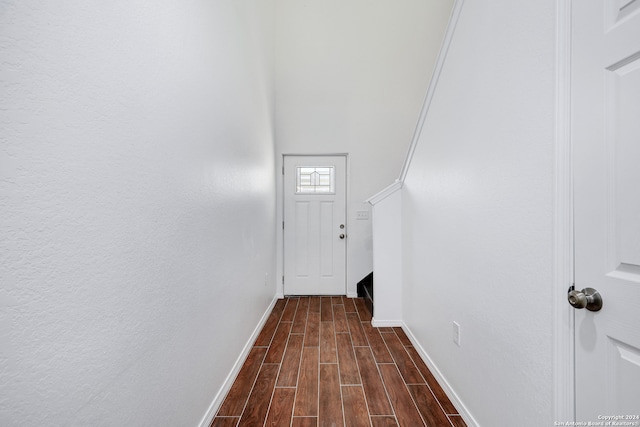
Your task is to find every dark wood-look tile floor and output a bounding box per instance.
[212,296,466,427]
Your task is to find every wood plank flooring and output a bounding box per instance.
[212,296,466,427]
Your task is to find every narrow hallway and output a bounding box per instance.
[212,297,465,427]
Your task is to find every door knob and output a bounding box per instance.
[339,234,345,239]
[567,287,602,312]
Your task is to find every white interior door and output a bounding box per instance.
[283,155,347,295]
[573,0,640,420]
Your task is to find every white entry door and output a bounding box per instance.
[283,155,347,295]
[573,0,640,420]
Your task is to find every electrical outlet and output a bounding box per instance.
[453,321,461,346]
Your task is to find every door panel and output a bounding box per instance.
[284,156,346,295]
[606,338,640,412]
[319,201,335,277]
[573,0,640,420]
[295,201,310,277]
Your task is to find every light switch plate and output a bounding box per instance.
[356,211,369,220]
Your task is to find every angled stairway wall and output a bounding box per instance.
[369,0,562,425]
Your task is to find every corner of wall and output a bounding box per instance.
[401,322,479,427]
[198,296,279,427]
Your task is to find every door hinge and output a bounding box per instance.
[282,276,285,284]
[282,221,284,229]
[282,165,285,175]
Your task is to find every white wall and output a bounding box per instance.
[369,184,403,325]
[274,0,453,295]
[0,1,276,426]
[401,1,556,425]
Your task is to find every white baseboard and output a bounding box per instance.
[198,296,279,427]
[371,318,403,327]
[346,292,358,298]
[401,322,479,427]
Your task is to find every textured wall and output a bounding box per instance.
[401,1,556,425]
[274,0,453,294]
[0,1,276,425]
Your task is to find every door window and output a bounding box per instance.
[295,166,335,194]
